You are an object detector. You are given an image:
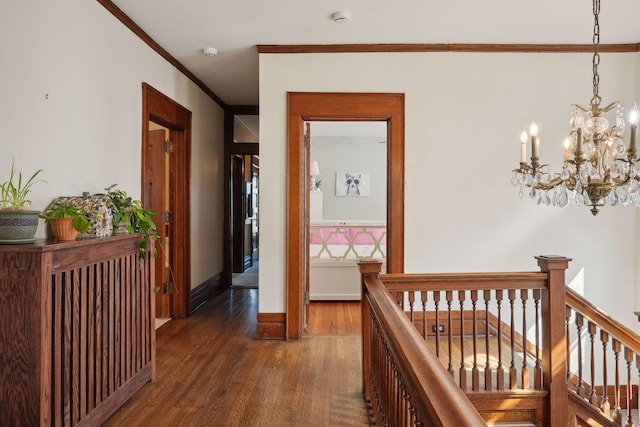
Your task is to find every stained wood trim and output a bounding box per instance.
[467,390,547,426]
[256,313,286,339]
[286,92,405,340]
[190,273,226,313]
[97,0,226,108]
[382,271,548,291]
[142,83,192,318]
[258,43,640,54]
[568,391,617,426]
[228,143,259,156]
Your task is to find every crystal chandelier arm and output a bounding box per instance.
[533,176,565,192]
[598,102,618,115]
[572,104,589,114]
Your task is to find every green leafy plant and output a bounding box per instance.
[39,200,91,234]
[99,184,159,257]
[0,161,44,210]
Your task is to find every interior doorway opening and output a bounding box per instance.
[231,153,259,287]
[225,108,259,288]
[305,121,388,332]
[141,83,192,319]
[285,92,405,340]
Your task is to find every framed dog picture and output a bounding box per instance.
[335,171,370,197]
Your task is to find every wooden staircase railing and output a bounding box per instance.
[361,255,640,426]
[566,287,640,426]
[360,256,575,426]
[359,261,486,426]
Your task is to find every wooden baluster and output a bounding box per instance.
[508,289,517,389]
[533,289,542,389]
[408,291,415,324]
[624,347,634,427]
[575,313,585,396]
[601,330,611,415]
[587,321,598,405]
[496,289,505,390]
[521,289,529,390]
[400,381,407,427]
[421,291,428,339]
[434,291,441,358]
[459,290,467,391]
[566,306,572,385]
[471,290,479,391]
[613,338,622,423]
[446,290,454,378]
[484,290,492,391]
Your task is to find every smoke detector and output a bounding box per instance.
[201,47,218,57]
[331,11,351,23]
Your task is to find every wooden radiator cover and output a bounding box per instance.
[0,235,155,426]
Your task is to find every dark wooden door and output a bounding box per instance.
[145,128,170,318]
[232,155,245,273]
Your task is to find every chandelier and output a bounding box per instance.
[511,0,639,216]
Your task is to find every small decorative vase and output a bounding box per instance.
[49,217,78,241]
[113,221,130,235]
[0,209,40,243]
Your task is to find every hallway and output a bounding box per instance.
[104,289,368,426]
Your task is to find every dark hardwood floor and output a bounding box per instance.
[103,289,368,426]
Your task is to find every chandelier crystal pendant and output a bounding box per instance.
[511,0,639,216]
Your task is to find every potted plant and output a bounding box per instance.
[0,161,44,243]
[40,200,91,241]
[99,184,158,257]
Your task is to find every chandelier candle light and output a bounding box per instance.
[512,0,640,216]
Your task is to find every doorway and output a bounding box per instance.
[225,108,259,288]
[286,92,405,339]
[231,153,259,286]
[141,83,192,318]
[306,121,388,299]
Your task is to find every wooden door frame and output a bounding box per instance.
[142,83,192,318]
[286,92,405,339]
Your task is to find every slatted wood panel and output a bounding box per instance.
[49,250,153,426]
[0,235,154,426]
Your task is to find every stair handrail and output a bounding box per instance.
[359,261,486,426]
[566,287,640,355]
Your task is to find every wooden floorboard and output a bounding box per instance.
[306,301,361,335]
[103,289,368,426]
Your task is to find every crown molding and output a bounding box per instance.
[97,0,227,109]
[258,43,640,54]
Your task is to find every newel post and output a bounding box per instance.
[358,260,383,407]
[536,255,571,427]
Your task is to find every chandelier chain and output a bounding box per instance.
[591,0,601,107]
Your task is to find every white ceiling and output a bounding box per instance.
[110,0,640,106]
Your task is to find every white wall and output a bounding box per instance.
[311,134,386,221]
[0,0,225,289]
[260,51,639,329]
